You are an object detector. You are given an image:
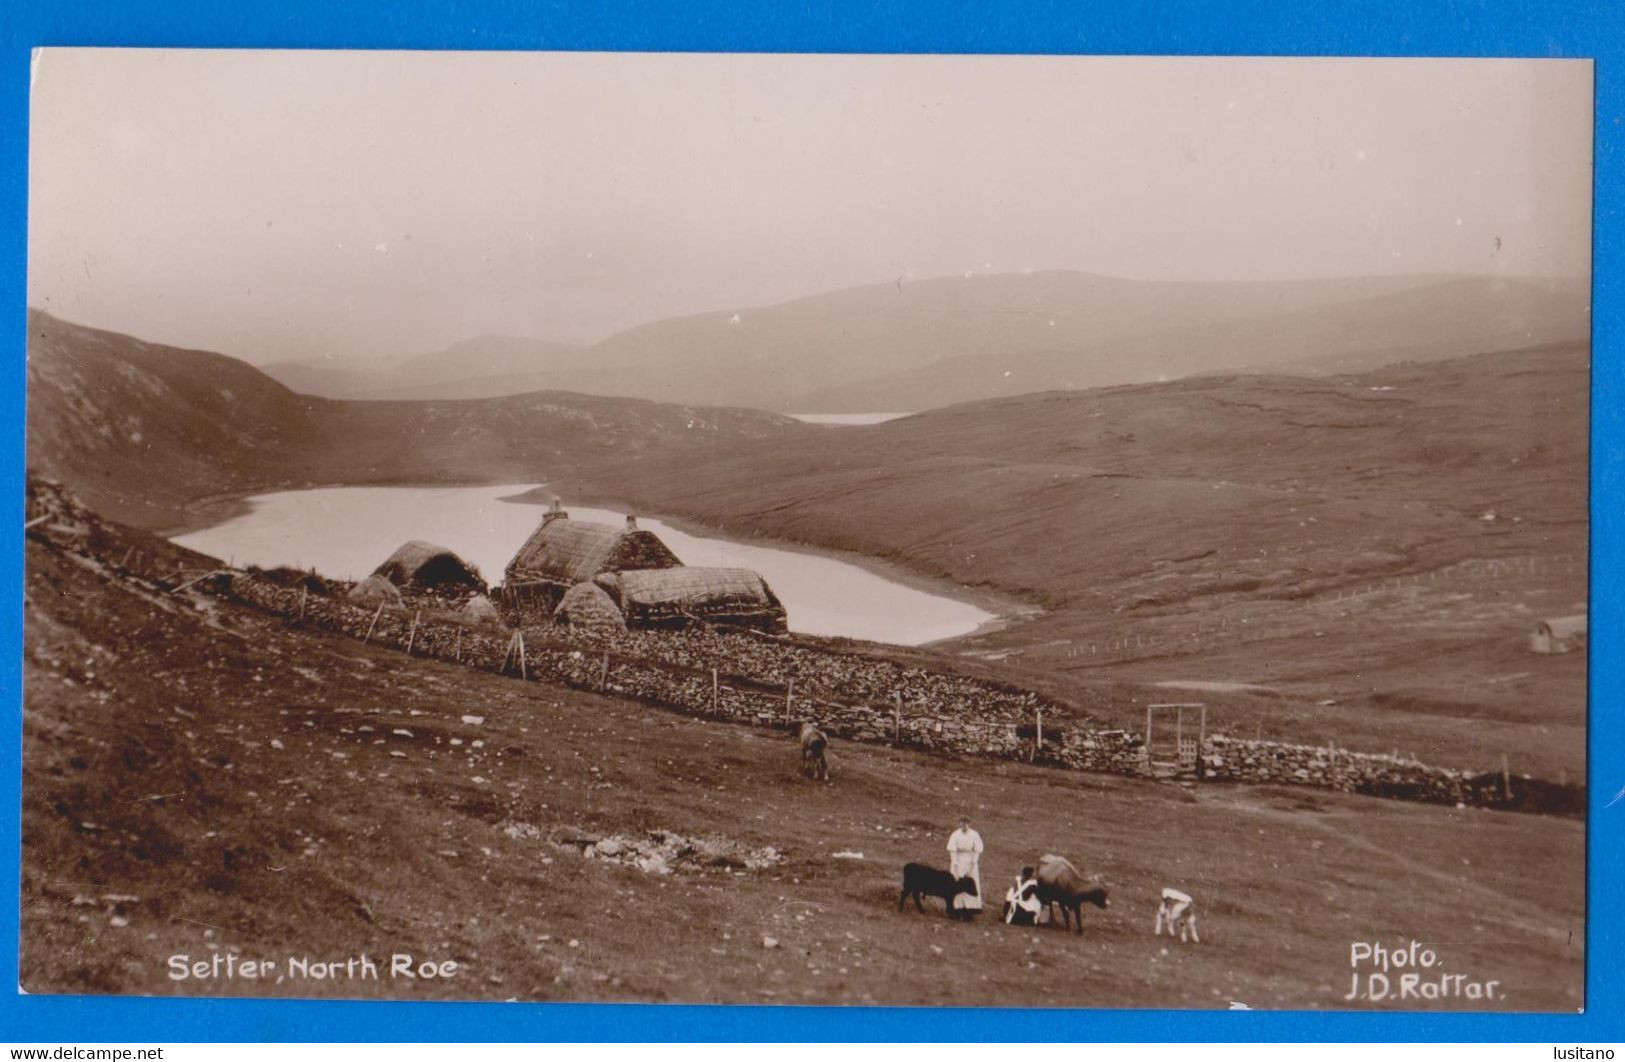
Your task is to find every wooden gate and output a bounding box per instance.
[1144,702,1206,779]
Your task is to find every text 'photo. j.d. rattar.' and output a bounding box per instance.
[20,50,1590,1009]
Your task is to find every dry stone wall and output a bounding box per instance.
[213,574,1578,815]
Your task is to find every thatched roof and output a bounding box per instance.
[348,574,403,607]
[555,580,626,631]
[601,567,781,610]
[373,540,487,592]
[506,517,681,586]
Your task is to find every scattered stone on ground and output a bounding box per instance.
[546,826,783,876]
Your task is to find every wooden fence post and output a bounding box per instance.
[363,602,385,644]
[600,651,609,690]
[894,691,903,742]
[298,586,307,621]
[712,668,719,712]
[517,632,528,681]
[171,568,228,594]
[786,678,794,720]
[406,611,421,656]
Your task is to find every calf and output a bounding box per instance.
[1155,887,1199,943]
[898,862,979,919]
[799,721,830,782]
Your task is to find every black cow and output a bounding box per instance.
[898,862,979,919]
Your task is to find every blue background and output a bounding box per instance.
[0,0,1618,1043]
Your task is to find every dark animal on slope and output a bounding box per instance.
[799,721,830,782]
[898,862,979,919]
[1034,853,1110,934]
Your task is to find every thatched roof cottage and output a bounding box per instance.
[502,502,682,618]
[371,540,488,602]
[596,567,786,634]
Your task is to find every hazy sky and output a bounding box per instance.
[29,50,1592,364]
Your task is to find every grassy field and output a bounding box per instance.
[546,344,1589,781]
[21,536,1583,1009]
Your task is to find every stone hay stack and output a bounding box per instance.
[554,580,627,632]
[347,574,404,608]
[461,594,504,626]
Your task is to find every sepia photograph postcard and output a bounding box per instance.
[18,47,1592,1013]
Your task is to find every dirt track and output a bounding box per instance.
[20,538,1583,1009]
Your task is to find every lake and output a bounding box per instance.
[785,412,913,426]
[170,484,995,646]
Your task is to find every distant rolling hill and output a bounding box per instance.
[24,307,1590,773]
[547,342,1588,609]
[24,310,799,532]
[259,270,1589,412]
[538,340,1589,775]
[262,333,589,401]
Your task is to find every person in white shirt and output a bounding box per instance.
[946,817,984,918]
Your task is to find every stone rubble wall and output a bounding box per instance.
[214,574,1577,814]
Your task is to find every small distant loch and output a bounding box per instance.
[170,483,995,646]
[785,412,913,426]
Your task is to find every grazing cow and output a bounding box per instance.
[799,721,830,782]
[1155,887,1200,943]
[1034,853,1110,934]
[898,862,979,919]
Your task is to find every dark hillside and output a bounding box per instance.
[25,310,802,532]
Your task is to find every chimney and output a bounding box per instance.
[625,514,638,530]
[542,498,568,526]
